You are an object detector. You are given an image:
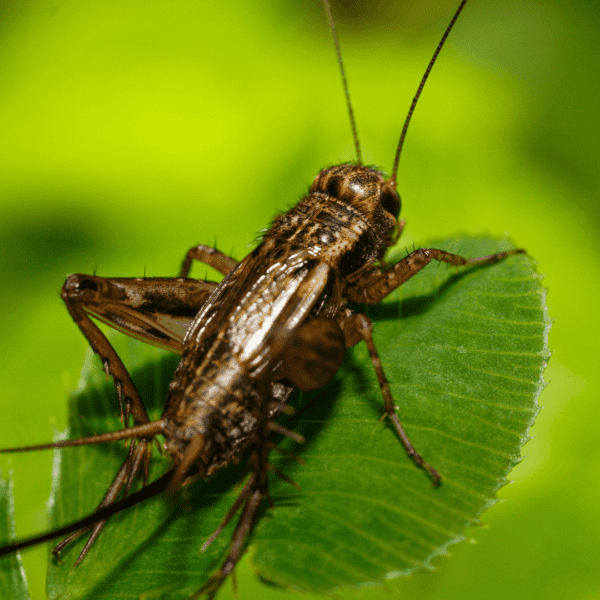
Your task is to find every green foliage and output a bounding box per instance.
[0,472,30,600]
[0,238,548,599]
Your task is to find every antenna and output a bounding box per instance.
[323,0,363,166]
[389,0,468,184]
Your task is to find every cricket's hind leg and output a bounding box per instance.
[58,274,220,562]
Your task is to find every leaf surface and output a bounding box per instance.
[0,471,31,600]
[10,237,547,599]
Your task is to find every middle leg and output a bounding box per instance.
[338,310,441,485]
[179,244,238,278]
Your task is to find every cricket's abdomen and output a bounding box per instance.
[162,345,264,473]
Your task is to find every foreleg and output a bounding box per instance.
[348,246,524,304]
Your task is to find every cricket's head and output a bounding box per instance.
[311,164,401,240]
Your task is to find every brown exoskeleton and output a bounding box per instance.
[0,0,526,597]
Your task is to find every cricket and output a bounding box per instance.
[0,1,539,598]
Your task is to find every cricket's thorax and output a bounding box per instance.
[267,164,400,277]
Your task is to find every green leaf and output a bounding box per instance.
[0,470,31,600]
[22,237,549,598]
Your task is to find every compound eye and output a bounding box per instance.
[380,186,401,219]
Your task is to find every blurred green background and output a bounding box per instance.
[0,0,597,599]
